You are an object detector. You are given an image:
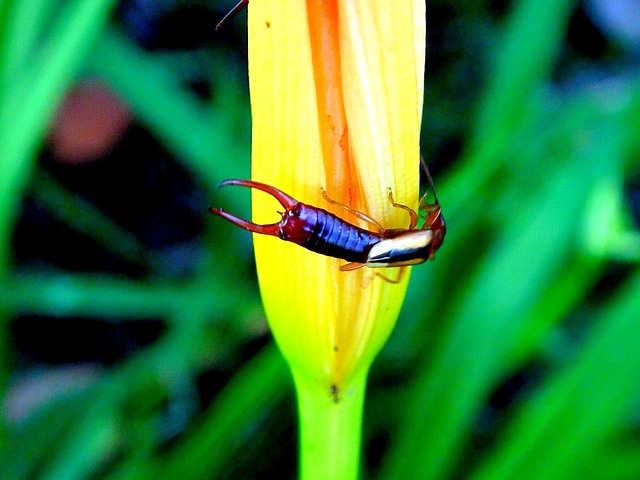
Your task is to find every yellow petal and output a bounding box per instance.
[247,0,425,395]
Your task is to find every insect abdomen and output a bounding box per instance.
[288,204,380,262]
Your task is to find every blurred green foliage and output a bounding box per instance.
[0,0,639,479]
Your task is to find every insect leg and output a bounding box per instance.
[421,204,443,229]
[340,258,406,284]
[320,188,385,233]
[387,188,419,230]
[375,266,407,284]
[339,261,366,272]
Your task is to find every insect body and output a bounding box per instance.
[209,178,445,274]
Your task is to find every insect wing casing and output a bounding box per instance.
[365,229,434,267]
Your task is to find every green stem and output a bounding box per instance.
[295,369,367,480]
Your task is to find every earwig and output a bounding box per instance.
[209,172,445,279]
[216,0,249,31]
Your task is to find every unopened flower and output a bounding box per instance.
[248,0,424,393]
[243,1,426,476]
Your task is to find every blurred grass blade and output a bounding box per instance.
[572,444,640,480]
[468,0,577,157]
[1,385,101,479]
[471,269,640,480]
[380,149,599,480]
[88,27,249,186]
[507,119,626,364]
[0,0,56,96]
[32,169,147,265]
[0,0,117,269]
[442,0,577,217]
[1,273,258,321]
[506,255,600,365]
[109,344,290,480]
[39,395,119,480]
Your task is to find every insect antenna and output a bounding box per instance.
[420,156,441,206]
[216,0,249,31]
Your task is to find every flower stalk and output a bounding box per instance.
[295,369,367,479]
[246,1,425,477]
